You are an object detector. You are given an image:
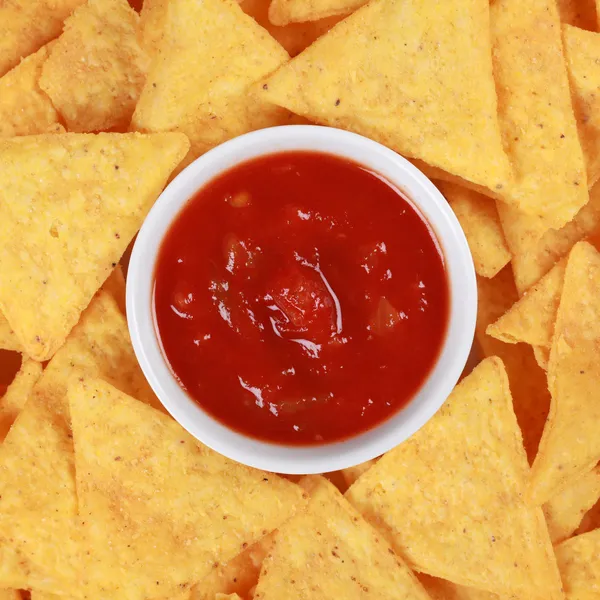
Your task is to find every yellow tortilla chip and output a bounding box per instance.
[438,181,510,278]
[133,0,291,167]
[100,264,127,315]
[192,534,275,600]
[476,268,551,462]
[558,0,597,30]
[0,399,82,593]
[69,377,305,600]
[346,358,562,598]
[254,475,430,600]
[543,466,600,544]
[0,0,86,79]
[0,313,22,353]
[491,0,588,229]
[216,595,242,600]
[419,574,514,600]
[0,43,60,137]
[487,260,566,357]
[341,459,377,489]
[563,25,600,187]
[530,241,600,504]
[0,132,189,362]
[0,592,22,600]
[555,529,600,598]
[39,0,149,133]
[0,358,42,442]
[577,495,600,536]
[33,290,162,425]
[497,182,600,295]
[259,0,511,194]
[268,0,361,25]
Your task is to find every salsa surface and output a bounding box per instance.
[154,151,449,445]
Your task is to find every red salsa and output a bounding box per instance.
[154,152,449,445]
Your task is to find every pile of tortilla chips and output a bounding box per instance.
[1,0,600,598]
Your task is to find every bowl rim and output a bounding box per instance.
[127,125,477,474]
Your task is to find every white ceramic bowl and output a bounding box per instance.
[127,125,477,475]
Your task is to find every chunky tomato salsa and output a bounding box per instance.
[154,151,449,445]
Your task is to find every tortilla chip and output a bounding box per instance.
[437,181,510,278]
[33,290,162,426]
[487,260,566,357]
[268,0,360,25]
[0,131,189,362]
[100,264,127,315]
[558,0,597,30]
[0,399,82,593]
[39,0,149,133]
[0,592,22,600]
[254,475,430,600]
[563,25,600,187]
[491,0,587,229]
[69,377,305,600]
[0,358,42,442]
[419,574,514,600]
[260,0,511,194]
[346,358,562,598]
[497,182,600,295]
[577,495,600,535]
[555,529,600,598]
[476,268,551,462]
[0,313,22,354]
[341,459,377,488]
[133,0,291,167]
[530,241,600,504]
[543,466,600,544]
[192,534,275,600]
[0,0,86,79]
[0,44,60,138]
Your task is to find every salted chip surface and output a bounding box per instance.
[491,0,588,229]
[0,132,189,361]
[259,0,511,194]
[0,44,60,137]
[497,183,600,295]
[543,467,600,544]
[438,182,510,278]
[487,260,565,354]
[68,377,305,600]
[0,313,21,353]
[268,0,362,25]
[253,475,430,600]
[39,0,149,133]
[530,241,600,504]
[0,358,42,442]
[555,528,600,598]
[346,357,562,598]
[0,0,85,78]
[420,574,515,600]
[132,0,291,167]
[0,592,23,600]
[100,264,127,315]
[564,25,600,188]
[0,399,82,593]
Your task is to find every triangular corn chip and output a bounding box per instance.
[564,24,600,187]
[557,0,597,30]
[530,242,600,504]
[577,496,600,536]
[491,0,587,229]
[555,529,600,598]
[476,269,551,462]
[39,0,149,133]
[346,358,563,598]
[419,574,514,600]
[259,0,511,194]
[0,43,60,137]
[0,399,83,593]
[341,458,377,488]
[0,313,22,353]
[497,183,600,295]
[254,475,430,600]
[543,466,600,544]
[0,592,22,600]
[69,377,305,600]
[487,260,566,355]
[438,181,510,278]
[0,132,189,361]
[33,290,162,426]
[268,0,361,25]
[0,0,85,79]
[132,0,291,167]
[100,264,127,315]
[0,357,42,442]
